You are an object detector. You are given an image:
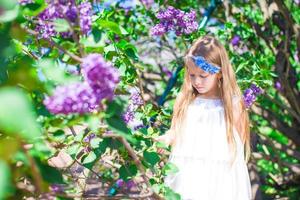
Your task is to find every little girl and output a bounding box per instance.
[155,35,252,200]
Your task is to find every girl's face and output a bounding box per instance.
[187,61,221,98]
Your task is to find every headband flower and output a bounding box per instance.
[185,55,221,74]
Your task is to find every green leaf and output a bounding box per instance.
[0,0,19,22]
[0,160,13,199]
[82,151,97,164]
[38,59,65,83]
[66,143,81,158]
[97,19,128,35]
[35,157,64,184]
[0,0,17,10]
[164,186,181,200]
[21,1,47,17]
[143,151,160,167]
[105,115,137,144]
[37,58,79,85]
[86,115,100,132]
[0,87,41,140]
[53,19,71,33]
[162,162,179,176]
[92,28,102,43]
[119,164,137,181]
[116,40,139,61]
[51,130,65,142]
[90,138,102,149]
[105,98,137,144]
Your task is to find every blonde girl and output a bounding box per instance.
[155,35,252,200]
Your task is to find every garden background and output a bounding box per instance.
[0,0,299,199]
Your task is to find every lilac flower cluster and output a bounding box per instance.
[44,54,120,115]
[231,35,240,47]
[130,92,144,106]
[122,91,144,124]
[35,0,92,39]
[108,178,136,196]
[81,54,120,101]
[78,2,92,34]
[43,82,99,114]
[151,6,198,36]
[243,83,263,108]
[122,105,135,124]
[114,178,136,190]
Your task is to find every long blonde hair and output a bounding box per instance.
[169,35,251,166]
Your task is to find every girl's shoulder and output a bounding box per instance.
[190,94,241,110]
[191,96,223,110]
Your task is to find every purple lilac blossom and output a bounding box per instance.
[122,90,144,124]
[81,54,120,102]
[122,104,135,124]
[275,81,281,90]
[231,35,240,46]
[151,6,198,36]
[250,83,263,95]
[44,54,120,115]
[50,184,65,193]
[43,82,99,115]
[84,133,96,143]
[126,179,136,189]
[78,1,92,34]
[116,179,125,187]
[162,66,172,78]
[243,83,263,108]
[36,0,92,38]
[130,92,144,106]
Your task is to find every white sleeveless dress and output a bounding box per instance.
[164,96,252,200]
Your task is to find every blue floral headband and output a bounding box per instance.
[185,55,221,74]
